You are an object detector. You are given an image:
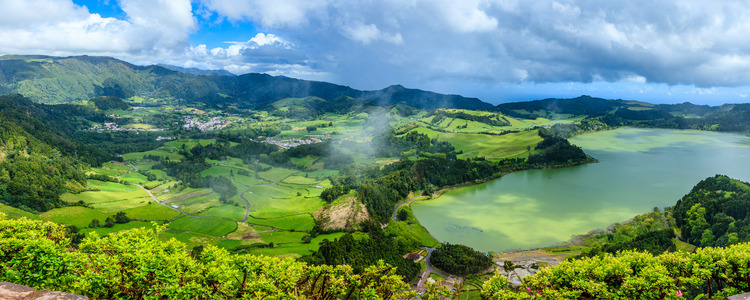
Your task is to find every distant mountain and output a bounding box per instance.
[495,95,670,119]
[497,95,750,131]
[0,55,492,110]
[156,64,236,77]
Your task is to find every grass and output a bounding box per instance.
[242,184,326,215]
[173,193,221,214]
[199,205,246,220]
[41,206,108,228]
[80,221,156,236]
[122,204,181,221]
[119,172,149,185]
[159,229,219,249]
[249,232,347,258]
[258,167,297,182]
[247,214,315,231]
[62,180,152,213]
[674,238,697,252]
[411,127,542,160]
[0,203,40,220]
[122,148,183,161]
[168,216,238,236]
[290,156,318,168]
[386,206,439,247]
[282,175,319,185]
[165,139,217,150]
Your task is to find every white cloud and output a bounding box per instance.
[5,0,750,104]
[432,0,498,33]
[199,0,329,28]
[0,0,194,60]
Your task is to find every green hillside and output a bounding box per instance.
[0,55,493,110]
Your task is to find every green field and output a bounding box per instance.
[89,162,132,177]
[61,180,152,212]
[122,204,181,221]
[411,127,542,160]
[41,206,108,228]
[122,148,184,161]
[165,139,216,150]
[0,203,40,220]
[168,216,238,236]
[80,221,156,236]
[172,193,221,214]
[199,205,246,220]
[258,167,297,182]
[247,214,315,231]
[282,175,319,185]
[119,172,149,185]
[250,232,348,257]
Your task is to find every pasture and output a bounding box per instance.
[61,180,151,213]
[41,206,108,228]
[0,203,40,220]
[410,127,541,160]
[168,216,238,236]
[122,204,181,221]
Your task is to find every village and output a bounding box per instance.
[261,136,324,149]
[182,116,234,132]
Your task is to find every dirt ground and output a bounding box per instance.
[494,249,578,267]
[312,196,370,230]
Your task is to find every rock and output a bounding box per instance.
[0,282,88,300]
[728,292,750,300]
[508,273,522,287]
[514,268,533,280]
[0,282,34,299]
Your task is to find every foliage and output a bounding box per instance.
[673,175,750,247]
[0,214,420,299]
[301,221,421,282]
[430,243,492,277]
[527,128,591,166]
[90,96,129,110]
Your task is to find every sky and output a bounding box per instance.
[2,0,750,105]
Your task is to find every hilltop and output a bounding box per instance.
[0,55,492,110]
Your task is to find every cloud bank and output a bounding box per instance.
[2,0,750,103]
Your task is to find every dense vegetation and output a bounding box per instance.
[527,128,592,167]
[301,222,420,282]
[673,175,750,247]
[0,215,417,299]
[430,243,493,276]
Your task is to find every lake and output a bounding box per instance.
[411,128,750,252]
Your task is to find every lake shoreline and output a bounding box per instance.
[407,157,599,254]
[410,128,750,253]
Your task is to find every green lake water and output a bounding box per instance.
[411,128,750,252]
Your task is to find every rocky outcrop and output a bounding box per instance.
[0,282,87,300]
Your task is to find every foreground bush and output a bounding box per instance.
[0,213,414,299]
[482,243,750,299]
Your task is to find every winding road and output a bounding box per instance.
[421,246,449,277]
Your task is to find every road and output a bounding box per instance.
[392,195,428,221]
[421,246,449,278]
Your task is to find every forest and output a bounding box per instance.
[672,175,750,247]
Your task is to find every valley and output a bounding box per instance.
[3,55,750,298]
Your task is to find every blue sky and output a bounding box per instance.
[3,0,750,105]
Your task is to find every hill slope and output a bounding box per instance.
[0,55,492,110]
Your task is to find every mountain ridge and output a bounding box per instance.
[0,54,492,110]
